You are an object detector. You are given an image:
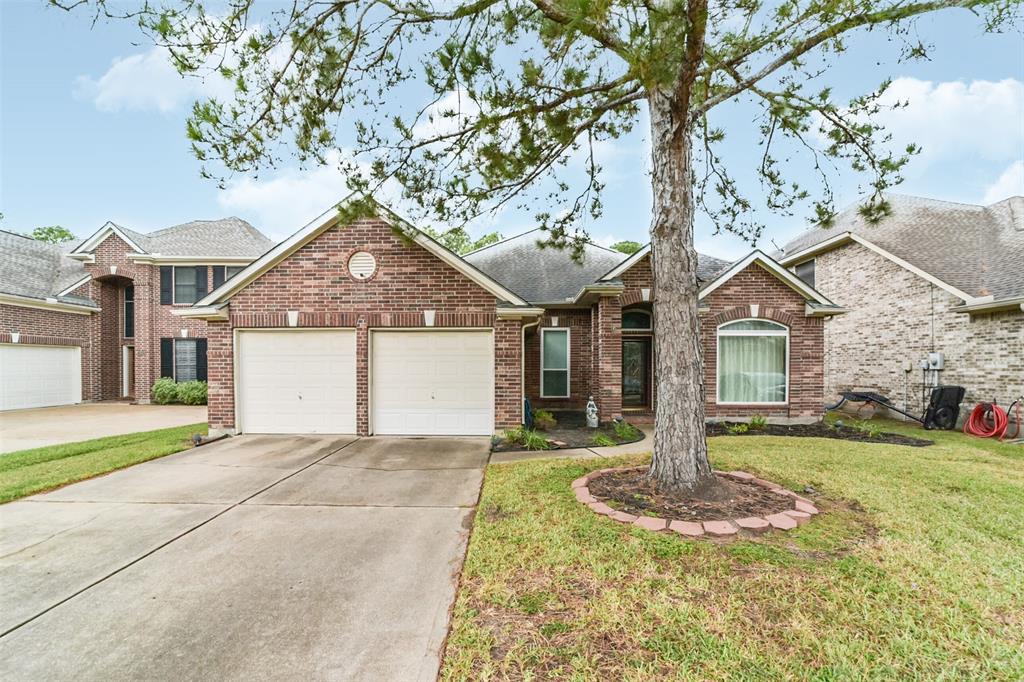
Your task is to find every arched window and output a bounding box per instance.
[717,319,788,404]
[622,309,652,330]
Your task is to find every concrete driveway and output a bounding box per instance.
[0,434,488,681]
[0,402,208,453]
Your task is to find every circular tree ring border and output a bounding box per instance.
[572,466,820,538]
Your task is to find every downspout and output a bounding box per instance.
[521,314,542,422]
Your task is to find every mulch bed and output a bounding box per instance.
[706,421,933,447]
[492,411,644,453]
[588,469,793,521]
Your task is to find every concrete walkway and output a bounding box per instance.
[0,434,488,681]
[0,402,207,453]
[490,424,653,464]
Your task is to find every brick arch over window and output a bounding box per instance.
[619,290,653,307]
[711,305,797,328]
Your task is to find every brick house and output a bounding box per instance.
[0,220,272,410]
[170,198,843,437]
[779,193,1024,418]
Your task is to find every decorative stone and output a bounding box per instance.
[752,478,782,490]
[734,517,771,533]
[702,520,739,537]
[633,516,667,531]
[784,510,812,526]
[574,488,596,504]
[588,502,615,516]
[725,471,755,482]
[610,511,638,524]
[765,513,798,530]
[551,440,569,448]
[668,520,704,537]
[794,500,819,515]
[571,477,589,489]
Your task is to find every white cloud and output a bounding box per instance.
[982,160,1024,204]
[411,89,481,141]
[837,78,1023,169]
[74,46,232,113]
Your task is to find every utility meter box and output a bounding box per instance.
[927,352,945,370]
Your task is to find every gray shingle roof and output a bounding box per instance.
[780,194,1024,301]
[0,230,95,306]
[81,217,273,257]
[463,229,732,304]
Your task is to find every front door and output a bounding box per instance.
[621,337,651,408]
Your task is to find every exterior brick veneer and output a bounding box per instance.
[0,304,93,398]
[573,467,820,537]
[206,218,522,436]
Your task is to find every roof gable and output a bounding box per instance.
[599,244,731,284]
[699,250,837,307]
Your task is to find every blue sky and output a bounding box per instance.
[1,1,1021,259]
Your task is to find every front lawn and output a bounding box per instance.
[443,423,1024,680]
[0,423,207,503]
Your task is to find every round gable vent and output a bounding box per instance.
[348,251,377,280]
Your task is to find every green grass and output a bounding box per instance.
[442,421,1024,680]
[0,423,207,503]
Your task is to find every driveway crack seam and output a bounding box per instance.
[0,437,361,640]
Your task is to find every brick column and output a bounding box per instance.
[82,280,104,401]
[206,319,235,435]
[494,318,523,430]
[133,277,156,404]
[355,318,370,435]
[594,295,622,421]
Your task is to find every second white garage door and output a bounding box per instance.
[0,344,82,411]
[236,330,356,434]
[372,330,493,435]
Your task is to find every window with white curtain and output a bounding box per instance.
[540,328,570,398]
[717,320,788,404]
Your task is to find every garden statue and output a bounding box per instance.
[586,396,599,428]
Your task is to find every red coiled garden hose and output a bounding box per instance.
[963,400,1021,441]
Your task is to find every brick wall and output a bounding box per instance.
[812,243,1024,416]
[209,218,519,435]
[524,310,593,410]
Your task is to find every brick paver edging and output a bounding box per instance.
[571,467,819,538]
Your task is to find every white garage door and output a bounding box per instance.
[0,344,82,411]
[372,330,493,435]
[237,330,356,434]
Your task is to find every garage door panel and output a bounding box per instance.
[371,331,493,436]
[237,330,355,434]
[0,344,82,411]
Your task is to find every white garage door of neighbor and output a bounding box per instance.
[237,330,356,434]
[372,331,493,435]
[0,344,82,411]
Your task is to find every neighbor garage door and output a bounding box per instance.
[236,330,356,434]
[371,330,493,435]
[0,344,82,411]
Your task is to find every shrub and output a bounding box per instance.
[503,427,553,451]
[612,420,640,441]
[176,381,208,406]
[748,414,768,431]
[533,409,557,431]
[854,419,883,439]
[591,433,617,447]
[726,422,750,435]
[151,377,178,405]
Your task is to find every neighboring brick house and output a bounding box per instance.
[175,198,843,437]
[779,193,1024,419]
[0,220,272,410]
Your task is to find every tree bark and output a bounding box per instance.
[647,88,714,492]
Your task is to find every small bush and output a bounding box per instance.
[748,414,768,431]
[591,433,617,447]
[151,378,178,405]
[176,381,208,405]
[726,422,750,435]
[503,427,553,451]
[854,419,883,439]
[612,420,640,441]
[533,409,557,431]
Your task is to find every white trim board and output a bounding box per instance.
[699,250,837,306]
[70,221,146,255]
[599,244,650,281]
[0,292,98,315]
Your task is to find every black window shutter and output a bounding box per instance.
[196,338,208,382]
[195,266,208,298]
[160,267,173,304]
[212,266,226,290]
[160,338,174,379]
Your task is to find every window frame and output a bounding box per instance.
[715,318,790,406]
[123,285,135,338]
[539,327,571,399]
[226,265,245,281]
[794,259,816,288]
[622,309,652,331]
[173,338,198,382]
[172,266,199,305]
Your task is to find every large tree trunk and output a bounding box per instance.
[647,88,714,492]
